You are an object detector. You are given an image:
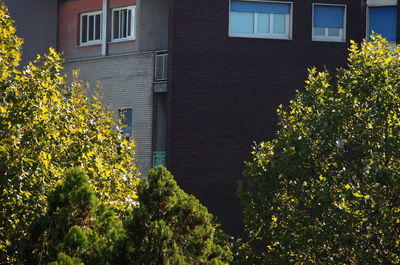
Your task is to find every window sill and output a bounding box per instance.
[229,33,291,40]
[312,37,345,43]
[109,38,136,44]
[78,42,102,48]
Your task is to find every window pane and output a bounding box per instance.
[128,9,132,36]
[88,15,94,41]
[82,15,87,43]
[314,27,325,36]
[328,27,340,36]
[273,14,285,34]
[369,7,397,41]
[231,1,290,14]
[257,13,269,33]
[113,11,120,39]
[314,5,344,28]
[119,109,133,136]
[230,12,254,34]
[95,14,101,40]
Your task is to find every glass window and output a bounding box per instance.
[153,151,166,167]
[312,4,346,42]
[229,1,292,39]
[112,6,136,41]
[118,108,133,139]
[80,11,102,45]
[368,6,397,42]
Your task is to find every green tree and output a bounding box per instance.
[0,3,139,262]
[22,168,125,265]
[121,166,233,265]
[240,36,400,264]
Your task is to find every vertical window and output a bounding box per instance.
[229,1,292,39]
[368,6,397,42]
[313,4,346,42]
[80,11,102,45]
[118,108,133,140]
[112,6,136,41]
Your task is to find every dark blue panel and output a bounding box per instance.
[119,109,132,136]
[314,5,344,28]
[369,7,397,41]
[231,1,290,14]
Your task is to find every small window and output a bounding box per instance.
[112,6,136,41]
[80,11,102,45]
[229,1,292,39]
[368,6,397,42]
[153,151,166,167]
[118,108,133,139]
[312,4,346,42]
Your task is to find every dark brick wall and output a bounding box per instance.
[167,0,367,236]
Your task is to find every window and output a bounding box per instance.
[155,52,168,81]
[112,6,136,41]
[368,6,397,42]
[153,151,166,167]
[80,11,102,45]
[118,108,133,139]
[312,4,346,42]
[229,1,292,39]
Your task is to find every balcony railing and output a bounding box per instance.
[155,51,168,81]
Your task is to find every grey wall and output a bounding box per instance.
[4,0,57,64]
[63,52,155,175]
[138,0,168,51]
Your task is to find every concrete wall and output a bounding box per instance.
[63,52,155,175]
[4,0,57,65]
[139,0,169,51]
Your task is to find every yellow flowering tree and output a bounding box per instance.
[0,3,139,263]
[240,36,400,264]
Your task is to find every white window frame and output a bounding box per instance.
[80,11,103,46]
[312,3,347,43]
[111,6,136,42]
[228,1,293,40]
[366,3,398,45]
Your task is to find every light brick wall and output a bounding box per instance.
[63,52,155,176]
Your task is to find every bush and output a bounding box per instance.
[120,166,233,265]
[22,168,125,265]
[240,36,400,264]
[0,3,139,262]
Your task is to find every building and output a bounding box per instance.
[58,0,168,175]
[4,0,58,65]
[166,0,398,235]
[6,0,398,236]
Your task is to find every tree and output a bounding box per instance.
[21,168,125,265]
[240,36,400,264]
[120,166,233,265]
[0,3,139,262]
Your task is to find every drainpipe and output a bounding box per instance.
[101,0,108,56]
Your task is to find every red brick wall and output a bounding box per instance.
[110,0,135,9]
[59,0,102,59]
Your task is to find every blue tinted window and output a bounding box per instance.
[314,5,345,28]
[119,108,132,138]
[369,7,397,41]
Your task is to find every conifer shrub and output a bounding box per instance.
[120,166,234,265]
[22,168,125,265]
